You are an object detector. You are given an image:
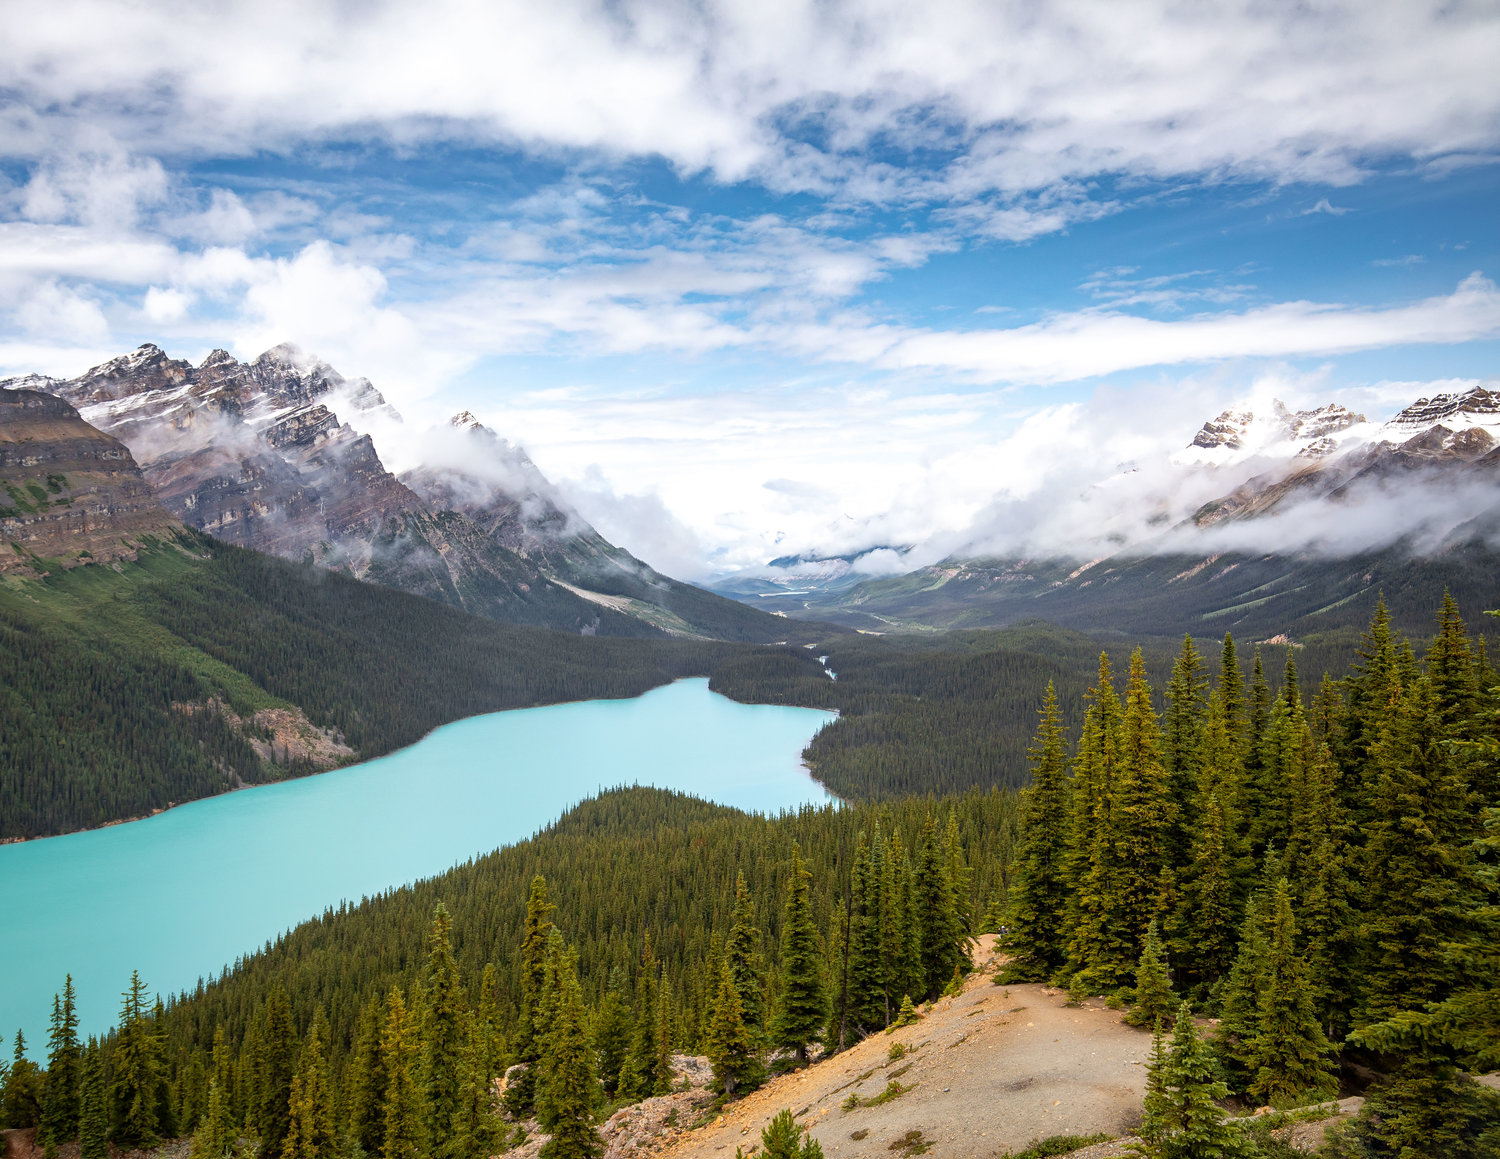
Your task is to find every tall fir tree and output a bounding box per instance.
[286,1009,336,1159]
[190,1026,237,1159]
[620,941,662,1100]
[1126,921,1177,1030]
[593,969,633,1100]
[706,959,759,1096]
[1002,682,1073,982]
[508,875,556,1116]
[420,903,470,1149]
[1162,636,1209,866]
[346,995,388,1156]
[77,1044,108,1159]
[845,832,887,1035]
[256,983,297,1159]
[40,975,81,1145]
[1245,881,1336,1107]
[772,844,827,1062]
[1112,648,1178,961]
[912,816,962,1000]
[724,872,768,1036]
[112,971,164,1150]
[537,944,602,1159]
[379,988,424,1159]
[1139,1002,1245,1159]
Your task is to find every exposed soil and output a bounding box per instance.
[659,936,1153,1159]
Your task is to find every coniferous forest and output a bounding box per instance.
[2,594,1497,1157]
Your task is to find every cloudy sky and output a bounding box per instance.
[2,0,1497,576]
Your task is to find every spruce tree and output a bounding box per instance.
[78,1044,108,1159]
[450,1006,506,1159]
[508,875,556,1116]
[3,1030,43,1130]
[724,872,768,1036]
[1246,881,1336,1107]
[913,816,962,1000]
[1162,636,1209,865]
[257,983,297,1159]
[1126,922,1177,1030]
[379,988,424,1159]
[592,970,632,1099]
[1001,682,1073,982]
[286,1009,336,1159]
[191,1027,238,1159]
[420,903,469,1148]
[772,844,827,1063]
[1112,649,1178,958]
[620,941,661,1099]
[1140,1002,1245,1159]
[112,970,164,1149]
[346,995,388,1156]
[652,971,674,1096]
[758,1108,825,1159]
[40,975,81,1145]
[537,945,602,1159]
[1218,633,1245,752]
[1179,786,1237,987]
[1065,652,1129,991]
[706,959,759,1096]
[1216,890,1270,1090]
[845,833,886,1035]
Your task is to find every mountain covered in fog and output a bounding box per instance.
[727,383,1500,640]
[2,344,796,643]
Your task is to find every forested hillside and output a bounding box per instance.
[4,595,1496,1158]
[0,534,780,840]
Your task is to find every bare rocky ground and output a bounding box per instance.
[659,936,1153,1159]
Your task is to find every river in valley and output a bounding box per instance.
[0,679,835,1045]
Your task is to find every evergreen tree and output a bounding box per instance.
[1216,890,1271,1090]
[620,941,662,1099]
[1218,633,1245,753]
[255,983,297,1159]
[772,844,827,1063]
[346,995,388,1156]
[1065,652,1129,991]
[1138,1002,1245,1159]
[449,1004,506,1159]
[724,872,768,1035]
[40,976,80,1145]
[190,1027,238,1159]
[420,903,469,1148]
[1112,649,1178,957]
[1162,636,1209,864]
[652,971,674,1096]
[1126,922,1177,1030]
[706,959,759,1096]
[508,874,556,1116]
[4,1030,43,1130]
[537,944,602,1159]
[379,988,424,1159]
[1246,881,1336,1107]
[1179,785,1237,987]
[78,1044,108,1159]
[112,971,164,1149]
[1001,682,1073,982]
[758,1108,825,1159]
[913,816,962,1000]
[593,969,632,1099]
[845,833,886,1036]
[286,1009,336,1159]
[879,827,911,1014]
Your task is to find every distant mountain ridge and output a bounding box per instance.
[3,344,798,643]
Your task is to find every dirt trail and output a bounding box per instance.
[661,937,1152,1159]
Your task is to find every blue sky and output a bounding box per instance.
[1,0,1497,575]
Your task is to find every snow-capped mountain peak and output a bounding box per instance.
[1182,398,1368,463]
[1380,385,1500,440]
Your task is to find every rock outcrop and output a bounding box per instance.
[0,388,180,575]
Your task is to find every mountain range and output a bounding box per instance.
[2,345,796,643]
[728,385,1500,641]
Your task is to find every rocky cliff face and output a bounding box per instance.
[0,388,180,575]
[3,345,791,641]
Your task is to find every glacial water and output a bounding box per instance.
[0,679,835,1045]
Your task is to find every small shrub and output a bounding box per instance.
[997,1132,1111,1159]
[888,1129,931,1156]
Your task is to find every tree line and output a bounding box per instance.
[1002,594,1500,1156]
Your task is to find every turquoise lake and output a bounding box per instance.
[0,679,835,1046]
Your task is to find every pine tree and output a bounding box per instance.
[620,940,662,1099]
[1179,786,1237,987]
[878,827,910,1014]
[257,983,297,1159]
[1126,922,1177,1030]
[3,1030,43,1130]
[1162,636,1209,865]
[1002,682,1073,982]
[772,844,827,1063]
[652,971,674,1096]
[449,1004,506,1159]
[112,970,164,1149]
[1246,881,1336,1107]
[78,1044,108,1159]
[420,903,469,1148]
[1139,1002,1245,1159]
[285,1009,336,1159]
[40,975,81,1145]
[1216,890,1270,1091]
[537,944,602,1159]
[508,875,556,1116]
[1218,633,1245,753]
[380,988,424,1159]
[724,872,768,1036]
[706,959,759,1096]
[191,1027,238,1159]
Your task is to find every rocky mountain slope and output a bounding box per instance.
[0,387,179,575]
[4,346,797,642]
[740,384,1500,642]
